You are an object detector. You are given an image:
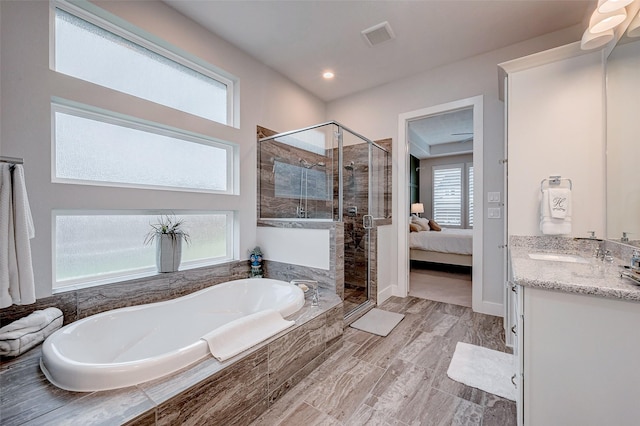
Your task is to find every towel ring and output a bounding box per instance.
[540,176,572,193]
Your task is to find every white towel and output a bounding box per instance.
[201,309,294,362]
[540,188,572,235]
[0,164,14,308]
[0,164,36,308]
[0,307,63,357]
[548,188,571,219]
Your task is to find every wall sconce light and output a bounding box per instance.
[411,203,424,216]
[589,6,627,33]
[581,28,615,49]
[628,10,640,37]
[598,0,634,13]
[581,0,632,50]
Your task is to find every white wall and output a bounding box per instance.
[327,25,584,308]
[256,228,330,270]
[507,50,606,237]
[0,0,326,298]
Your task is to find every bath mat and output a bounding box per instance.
[349,308,404,337]
[447,341,516,401]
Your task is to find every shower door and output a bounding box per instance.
[342,137,368,315]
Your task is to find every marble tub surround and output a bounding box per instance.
[509,235,640,302]
[0,295,343,425]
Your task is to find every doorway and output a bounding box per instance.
[396,96,484,312]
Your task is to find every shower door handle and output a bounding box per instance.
[363,215,373,230]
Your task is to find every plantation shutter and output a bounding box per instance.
[432,165,462,226]
[468,165,474,227]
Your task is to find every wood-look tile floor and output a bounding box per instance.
[251,296,516,426]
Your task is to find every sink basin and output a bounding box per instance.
[528,253,589,264]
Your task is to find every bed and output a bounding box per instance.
[409,228,473,267]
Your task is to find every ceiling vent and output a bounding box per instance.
[361,21,395,47]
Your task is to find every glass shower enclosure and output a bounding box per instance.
[258,121,390,316]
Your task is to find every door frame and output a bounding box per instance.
[395,95,485,313]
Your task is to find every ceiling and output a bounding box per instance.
[164,0,595,159]
[165,0,595,103]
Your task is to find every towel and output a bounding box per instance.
[201,309,294,362]
[540,188,572,235]
[0,164,36,308]
[0,307,63,357]
[0,164,13,308]
[548,188,571,219]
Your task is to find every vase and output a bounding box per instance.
[156,234,182,273]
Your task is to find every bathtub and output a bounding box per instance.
[40,278,305,392]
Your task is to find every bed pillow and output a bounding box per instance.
[412,216,431,231]
[409,223,420,233]
[428,219,442,231]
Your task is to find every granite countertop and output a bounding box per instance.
[509,238,640,303]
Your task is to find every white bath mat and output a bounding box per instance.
[349,308,404,337]
[447,341,516,401]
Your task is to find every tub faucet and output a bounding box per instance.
[291,279,319,307]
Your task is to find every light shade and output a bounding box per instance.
[589,7,627,33]
[628,10,640,38]
[581,27,615,50]
[597,0,634,14]
[411,203,424,214]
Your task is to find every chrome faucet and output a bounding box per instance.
[291,279,319,307]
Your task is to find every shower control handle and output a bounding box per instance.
[363,215,373,230]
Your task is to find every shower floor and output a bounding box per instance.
[344,282,367,314]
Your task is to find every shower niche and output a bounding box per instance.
[258,122,390,317]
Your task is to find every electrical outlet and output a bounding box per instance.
[488,207,501,219]
[488,192,501,203]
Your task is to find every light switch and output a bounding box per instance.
[488,192,501,203]
[488,207,501,219]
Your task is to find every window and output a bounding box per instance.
[432,163,473,228]
[54,212,233,291]
[53,103,235,194]
[49,2,240,292]
[53,4,235,126]
[433,165,463,226]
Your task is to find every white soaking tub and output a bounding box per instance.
[40,278,305,392]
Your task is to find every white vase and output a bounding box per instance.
[156,234,183,273]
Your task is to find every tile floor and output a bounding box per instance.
[410,267,472,308]
[251,296,516,426]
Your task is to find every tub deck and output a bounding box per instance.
[0,292,343,425]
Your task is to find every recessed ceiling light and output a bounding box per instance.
[323,71,335,79]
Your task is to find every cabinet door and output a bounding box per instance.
[515,284,523,426]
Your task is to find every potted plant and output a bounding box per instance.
[144,214,190,273]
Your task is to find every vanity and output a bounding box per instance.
[499,2,640,425]
[508,237,640,425]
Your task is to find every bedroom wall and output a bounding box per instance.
[0,0,326,299]
[419,153,473,225]
[327,24,584,308]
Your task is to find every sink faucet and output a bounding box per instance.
[291,279,319,307]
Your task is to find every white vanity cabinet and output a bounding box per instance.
[515,284,640,426]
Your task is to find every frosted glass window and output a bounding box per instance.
[54,108,231,192]
[54,212,231,289]
[54,7,230,124]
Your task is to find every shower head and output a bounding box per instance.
[344,161,355,171]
